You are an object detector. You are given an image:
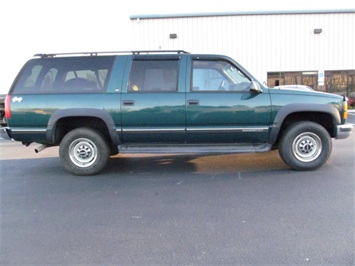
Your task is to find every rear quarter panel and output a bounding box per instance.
[7,93,121,143]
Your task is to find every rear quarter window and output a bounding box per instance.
[11,56,115,94]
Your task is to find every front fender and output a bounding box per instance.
[268,103,341,144]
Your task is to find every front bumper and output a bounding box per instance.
[0,127,12,140]
[335,124,353,139]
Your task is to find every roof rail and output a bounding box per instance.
[132,50,189,54]
[34,50,190,57]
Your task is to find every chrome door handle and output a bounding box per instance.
[187,100,199,106]
[123,100,135,106]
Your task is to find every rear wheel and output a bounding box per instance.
[59,127,110,175]
[279,121,332,170]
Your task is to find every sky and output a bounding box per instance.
[0,0,354,94]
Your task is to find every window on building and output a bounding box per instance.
[267,70,355,98]
[267,71,318,90]
[325,70,355,97]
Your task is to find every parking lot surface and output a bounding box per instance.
[0,131,354,265]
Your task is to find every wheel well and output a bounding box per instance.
[54,117,111,145]
[275,112,335,145]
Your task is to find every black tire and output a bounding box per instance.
[59,127,110,176]
[279,121,332,171]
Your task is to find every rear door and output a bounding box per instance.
[186,56,271,143]
[121,55,186,143]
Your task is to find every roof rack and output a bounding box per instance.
[34,50,190,58]
[132,50,189,54]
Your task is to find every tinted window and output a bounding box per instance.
[128,60,179,92]
[192,60,251,91]
[12,56,115,94]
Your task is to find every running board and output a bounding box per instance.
[118,143,271,154]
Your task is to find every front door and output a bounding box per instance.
[186,57,271,144]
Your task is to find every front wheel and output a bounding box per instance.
[279,121,332,171]
[59,128,110,175]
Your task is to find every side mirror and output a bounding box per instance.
[250,80,263,93]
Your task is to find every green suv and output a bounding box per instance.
[1,51,352,175]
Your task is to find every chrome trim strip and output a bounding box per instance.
[118,127,268,133]
[187,127,269,133]
[121,128,185,133]
[11,128,47,133]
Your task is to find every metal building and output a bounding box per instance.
[130,9,355,99]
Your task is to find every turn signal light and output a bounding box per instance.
[343,100,348,120]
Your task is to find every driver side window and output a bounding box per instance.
[191,59,251,92]
[192,61,230,91]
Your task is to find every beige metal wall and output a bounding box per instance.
[130,11,355,84]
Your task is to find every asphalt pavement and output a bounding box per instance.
[0,128,354,265]
[348,109,355,125]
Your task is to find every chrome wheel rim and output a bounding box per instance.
[292,132,322,162]
[69,138,97,167]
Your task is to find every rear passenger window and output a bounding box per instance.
[12,56,114,94]
[128,60,179,92]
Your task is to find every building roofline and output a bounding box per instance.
[130,9,355,20]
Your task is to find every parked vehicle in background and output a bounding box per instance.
[274,85,314,91]
[348,96,355,108]
[1,51,352,175]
